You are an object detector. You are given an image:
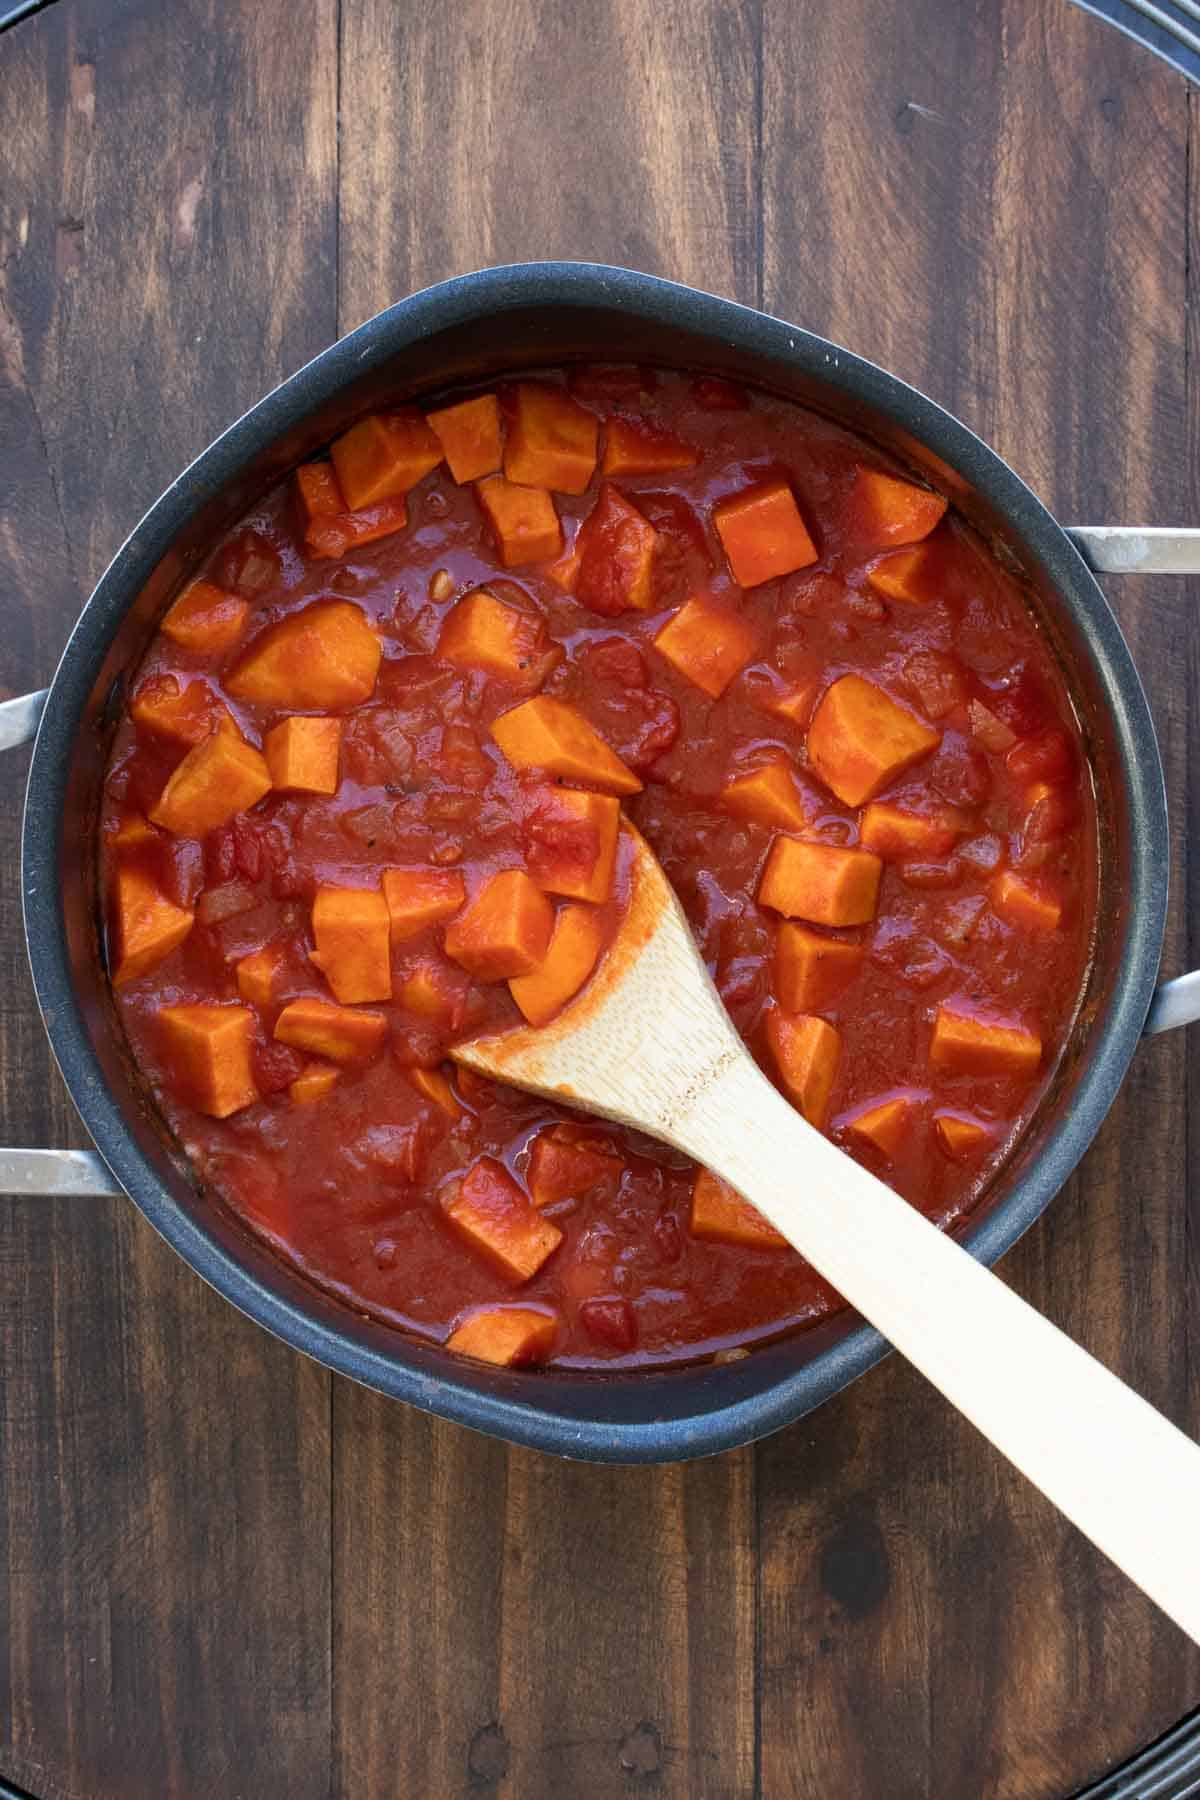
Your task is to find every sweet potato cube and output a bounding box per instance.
[227,600,381,709]
[775,923,863,1013]
[111,864,194,985]
[859,802,958,861]
[130,675,226,746]
[110,812,160,854]
[442,1156,563,1282]
[295,460,345,526]
[843,1093,916,1160]
[149,725,272,838]
[853,468,947,549]
[766,1011,841,1129]
[158,1003,258,1118]
[381,867,466,943]
[407,1065,464,1118]
[930,1004,1042,1078]
[653,596,756,699]
[866,546,936,605]
[747,669,820,730]
[527,1126,621,1208]
[397,960,466,1025]
[289,1062,340,1105]
[444,869,554,980]
[295,461,408,558]
[161,579,249,657]
[574,483,659,616]
[934,1111,994,1160]
[330,410,442,510]
[720,758,810,831]
[601,418,698,477]
[504,383,598,494]
[476,475,563,566]
[508,902,605,1026]
[491,697,642,796]
[547,541,582,593]
[310,885,392,1004]
[807,674,940,806]
[990,870,1062,932]
[425,393,503,484]
[713,480,818,587]
[447,1304,558,1366]
[437,587,561,690]
[690,1167,787,1248]
[523,786,620,902]
[274,997,387,1063]
[264,716,342,795]
[758,838,882,927]
[236,941,286,1008]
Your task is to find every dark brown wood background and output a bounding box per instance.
[0,2,1197,1795]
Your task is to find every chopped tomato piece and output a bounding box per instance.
[523,787,621,903]
[574,484,659,615]
[713,480,818,587]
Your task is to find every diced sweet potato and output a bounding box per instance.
[227,600,381,709]
[491,696,642,795]
[310,885,392,1003]
[720,758,810,831]
[396,959,466,1025]
[843,1093,916,1160]
[158,1003,258,1117]
[381,867,466,942]
[444,869,554,980]
[713,480,818,587]
[446,1304,558,1366]
[775,923,863,1013]
[523,786,620,903]
[264,716,342,795]
[289,1061,340,1105]
[865,547,936,605]
[149,724,272,838]
[807,674,940,806]
[407,1065,464,1118]
[546,541,583,593]
[930,1004,1042,1078]
[758,838,882,927]
[425,393,503,484]
[110,812,160,854]
[573,483,659,615]
[330,410,442,510]
[442,1156,563,1282]
[934,1111,994,1160]
[745,666,821,730]
[766,1010,841,1129]
[437,587,561,689]
[527,1126,621,1208]
[509,902,605,1026]
[688,1166,786,1248]
[236,941,286,1007]
[853,468,948,548]
[274,997,387,1063]
[295,461,409,558]
[475,474,563,566]
[601,417,699,477]
[504,383,599,494]
[990,869,1062,932]
[161,579,249,656]
[111,863,194,985]
[859,802,958,861]
[130,674,227,746]
[652,596,756,699]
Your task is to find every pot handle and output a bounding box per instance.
[1066,525,1200,574]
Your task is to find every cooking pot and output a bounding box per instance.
[3,263,1197,1462]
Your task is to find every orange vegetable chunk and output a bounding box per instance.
[447,1304,558,1366]
[720,758,810,831]
[236,941,286,1007]
[407,1065,464,1118]
[758,838,882,926]
[690,1168,787,1248]
[437,586,561,690]
[264,715,342,794]
[295,462,408,558]
[527,1126,620,1208]
[475,475,563,566]
[713,479,818,587]
[426,393,503,484]
[934,1111,994,1160]
[310,884,392,1004]
[110,812,160,854]
[573,483,659,615]
[859,802,958,860]
[601,417,699,476]
[843,1093,916,1160]
[546,541,583,594]
[524,786,620,902]
[990,869,1062,932]
[161,579,249,656]
[652,596,756,699]
[442,1156,563,1282]
[746,667,821,730]
[148,724,272,838]
[158,1003,258,1118]
[807,673,940,806]
[111,863,194,986]
[853,468,948,548]
[444,869,554,980]
[509,902,605,1026]
[491,696,642,795]
[775,923,863,1013]
[130,675,227,746]
[274,997,387,1063]
[930,1004,1042,1078]
[381,867,466,943]
[766,1011,841,1129]
[289,1062,340,1105]
[227,600,381,709]
[866,547,936,605]
[504,383,598,493]
[330,410,442,510]
[396,960,465,1024]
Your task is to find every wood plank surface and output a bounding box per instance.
[0,1,1197,1796]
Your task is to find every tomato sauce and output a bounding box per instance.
[99,366,1097,1370]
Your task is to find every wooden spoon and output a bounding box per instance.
[455,825,1200,1643]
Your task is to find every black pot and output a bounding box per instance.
[5,263,1196,1462]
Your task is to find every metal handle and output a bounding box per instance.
[1066,525,1200,574]
[0,1148,122,1197]
[0,687,47,751]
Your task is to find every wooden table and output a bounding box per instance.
[1,2,1197,1794]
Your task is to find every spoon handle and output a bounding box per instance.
[682,1052,1200,1645]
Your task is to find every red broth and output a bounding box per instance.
[99,367,1097,1370]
